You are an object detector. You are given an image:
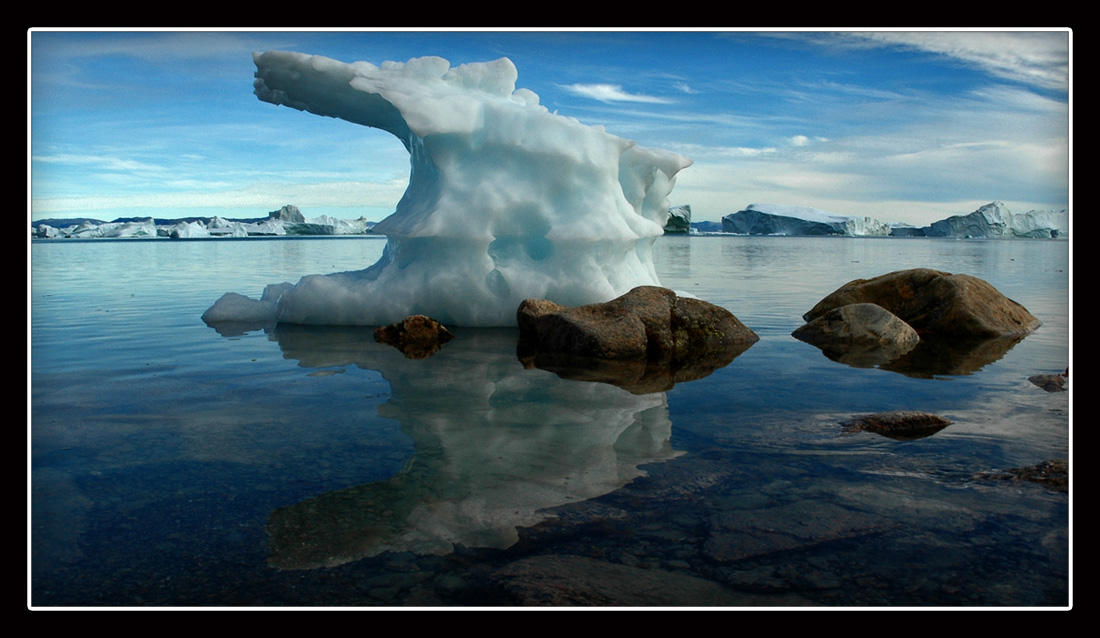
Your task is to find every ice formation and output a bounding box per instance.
[722,203,891,237]
[926,201,1068,238]
[203,51,693,327]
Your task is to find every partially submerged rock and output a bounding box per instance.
[517,286,758,392]
[840,411,952,441]
[975,458,1068,493]
[792,302,919,367]
[803,268,1041,338]
[518,286,758,362]
[1029,367,1068,392]
[373,315,455,359]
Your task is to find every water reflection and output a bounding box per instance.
[799,333,1026,378]
[518,340,754,394]
[253,325,688,569]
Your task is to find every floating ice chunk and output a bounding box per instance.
[204,51,692,327]
[201,282,293,324]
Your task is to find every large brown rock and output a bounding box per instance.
[803,268,1041,338]
[517,286,758,363]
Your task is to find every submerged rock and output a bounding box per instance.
[975,458,1068,493]
[802,268,1041,338]
[840,411,952,441]
[373,315,455,359]
[1029,367,1068,392]
[490,554,785,606]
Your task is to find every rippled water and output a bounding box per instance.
[30,235,1071,607]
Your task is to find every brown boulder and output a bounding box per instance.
[792,302,920,367]
[373,315,455,359]
[803,268,1040,338]
[517,286,758,363]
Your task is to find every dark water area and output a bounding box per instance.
[29,235,1071,608]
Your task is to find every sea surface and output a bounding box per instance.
[29,234,1071,608]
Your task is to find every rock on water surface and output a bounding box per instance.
[793,302,919,350]
[840,411,952,441]
[792,302,920,367]
[802,268,1041,338]
[517,286,758,362]
[373,315,456,358]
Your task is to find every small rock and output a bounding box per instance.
[374,315,455,359]
[840,411,952,440]
[1029,367,1068,392]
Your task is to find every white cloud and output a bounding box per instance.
[838,30,1070,91]
[560,83,673,104]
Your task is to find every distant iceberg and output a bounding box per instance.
[925,202,1068,239]
[664,204,691,234]
[31,204,379,240]
[721,204,891,237]
[715,201,1067,239]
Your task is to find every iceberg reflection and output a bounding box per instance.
[258,326,684,569]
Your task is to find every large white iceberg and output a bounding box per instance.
[203,51,693,327]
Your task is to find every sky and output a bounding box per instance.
[28,28,1071,226]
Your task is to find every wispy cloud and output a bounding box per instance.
[560,83,674,104]
[830,30,1070,92]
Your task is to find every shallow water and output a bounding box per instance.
[30,235,1071,607]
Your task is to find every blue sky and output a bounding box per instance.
[29,29,1071,225]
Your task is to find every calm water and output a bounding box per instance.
[29,235,1071,607]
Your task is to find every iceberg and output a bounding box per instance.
[721,203,891,237]
[204,51,693,327]
[925,201,1068,238]
[98,218,159,238]
[167,220,212,239]
[663,204,691,234]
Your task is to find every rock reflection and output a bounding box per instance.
[802,333,1026,378]
[261,325,684,569]
[878,334,1026,378]
[517,340,753,395]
